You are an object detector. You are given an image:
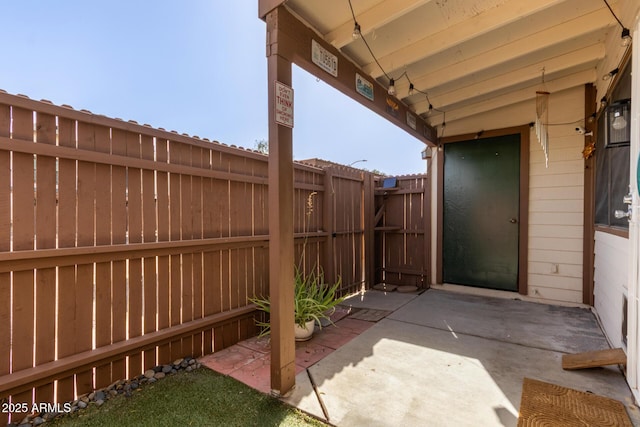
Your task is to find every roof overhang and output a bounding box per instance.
[261,0,638,138]
[260,1,437,145]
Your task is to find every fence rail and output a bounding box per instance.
[0,92,374,425]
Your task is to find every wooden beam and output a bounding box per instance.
[410,43,605,115]
[258,0,286,19]
[442,69,596,124]
[364,0,568,78]
[272,6,436,146]
[562,348,627,370]
[266,7,296,396]
[394,9,610,97]
[326,0,434,49]
[583,83,596,306]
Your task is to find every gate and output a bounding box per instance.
[374,175,431,288]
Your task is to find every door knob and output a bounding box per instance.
[509,218,518,224]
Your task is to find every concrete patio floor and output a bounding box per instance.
[202,289,640,426]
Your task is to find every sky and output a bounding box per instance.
[0,1,427,176]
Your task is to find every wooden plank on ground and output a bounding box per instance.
[562,348,626,370]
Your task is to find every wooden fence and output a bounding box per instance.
[375,175,431,287]
[0,93,374,424]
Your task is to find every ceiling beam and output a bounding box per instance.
[270,6,437,145]
[363,0,568,78]
[393,8,611,96]
[432,68,596,124]
[326,0,434,49]
[410,43,605,115]
[259,0,287,19]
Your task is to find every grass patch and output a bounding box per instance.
[50,368,326,427]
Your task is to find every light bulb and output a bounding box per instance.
[352,22,361,39]
[408,83,415,96]
[388,79,396,96]
[621,28,631,47]
[427,104,433,116]
[612,112,627,130]
[603,68,619,81]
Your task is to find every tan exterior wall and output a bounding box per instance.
[528,87,586,304]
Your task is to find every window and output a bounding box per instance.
[595,60,631,230]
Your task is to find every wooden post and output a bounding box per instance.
[582,83,596,306]
[266,8,296,396]
[363,172,375,290]
[323,167,335,286]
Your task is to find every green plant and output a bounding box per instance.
[250,266,344,337]
[250,190,344,337]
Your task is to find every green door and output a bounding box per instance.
[443,134,520,291]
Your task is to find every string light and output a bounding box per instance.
[603,0,632,46]
[621,28,631,47]
[388,79,396,95]
[352,22,361,39]
[347,0,445,124]
[600,96,608,109]
[602,67,619,81]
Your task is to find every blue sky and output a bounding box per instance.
[0,1,427,175]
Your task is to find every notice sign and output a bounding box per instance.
[406,111,417,130]
[312,39,338,77]
[274,81,294,128]
[356,73,374,101]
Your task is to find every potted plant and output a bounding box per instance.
[251,191,344,340]
[250,266,345,341]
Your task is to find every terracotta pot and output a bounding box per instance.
[294,319,315,341]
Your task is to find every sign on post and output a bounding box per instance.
[274,81,294,128]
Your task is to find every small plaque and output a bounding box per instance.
[356,73,374,101]
[312,39,338,77]
[406,112,417,130]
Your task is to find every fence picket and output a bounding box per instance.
[156,138,171,364]
[34,112,57,405]
[0,104,9,426]
[10,107,35,421]
[94,124,113,389]
[0,93,386,413]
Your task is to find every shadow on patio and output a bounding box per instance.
[203,289,640,426]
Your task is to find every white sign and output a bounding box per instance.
[312,39,338,77]
[406,112,417,130]
[274,81,294,128]
[356,73,374,101]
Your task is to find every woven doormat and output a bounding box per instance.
[518,378,633,426]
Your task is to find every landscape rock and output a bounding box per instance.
[144,369,155,379]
